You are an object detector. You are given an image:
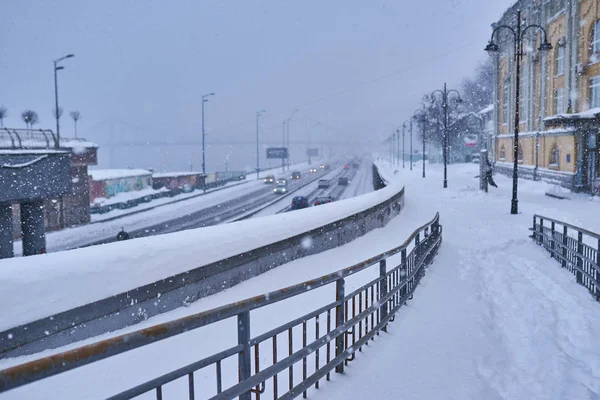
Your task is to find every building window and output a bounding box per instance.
[549,143,560,167]
[554,88,564,114]
[517,142,524,163]
[592,20,600,55]
[519,70,528,122]
[503,80,510,124]
[556,45,565,75]
[499,144,506,161]
[591,77,600,108]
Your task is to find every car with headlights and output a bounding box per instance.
[338,177,349,186]
[291,196,309,210]
[291,171,301,180]
[273,183,287,194]
[277,178,288,184]
[313,196,334,206]
[318,179,329,189]
[319,164,325,169]
[309,168,318,173]
[264,175,275,184]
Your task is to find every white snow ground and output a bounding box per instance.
[2,162,600,400]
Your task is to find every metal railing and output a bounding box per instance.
[531,214,600,300]
[0,128,59,149]
[0,212,441,399]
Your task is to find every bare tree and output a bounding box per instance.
[0,106,7,128]
[70,110,81,138]
[53,107,63,120]
[21,110,39,135]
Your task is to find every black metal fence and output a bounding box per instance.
[0,212,442,399]
[531,214,600,300]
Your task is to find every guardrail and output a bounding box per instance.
[0,212,442,399]
[531,215,600,300]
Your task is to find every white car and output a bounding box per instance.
[318,179,329,189]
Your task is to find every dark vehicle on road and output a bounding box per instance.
[291,171,301,179]
[309,168,317,173]
[291,196,309,210]
[338,177,349,186]
[277,178,288,184]
[264,175,275,184]
[318,179,329,189]
[319,164,325,169]
[313,196,334,206]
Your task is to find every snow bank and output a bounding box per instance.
[0,176,402,331]
[92,186,168,206]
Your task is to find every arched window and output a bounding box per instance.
[549,143,560,167]
[518,142,524,163]
[592,20,600,55]
[499,144,506,161]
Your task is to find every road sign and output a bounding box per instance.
[306,148,319,157]
[266,147,288,159]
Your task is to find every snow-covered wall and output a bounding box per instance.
[0,164,404,357]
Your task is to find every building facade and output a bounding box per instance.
[492,0,600,192]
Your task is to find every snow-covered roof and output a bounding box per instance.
[544,107,600,121]
[153,171,202,178]
[59,138,98,148]
[0,149,68,155]
[89,169,152,181]
[478,104,494,115]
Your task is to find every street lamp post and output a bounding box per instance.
[485,9,552,214]
[53,54,74,147]
[201,92,215,187]
[283,109,298,171]
[402,122,406,168]
[395,128,400,166]
[409,119,414,171]
[431,83,462,189]
[256,110,266,179]
[390,132,395,164]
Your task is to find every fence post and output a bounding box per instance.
[237,311,252,400]
[400,248,407,300]
[379,259,388,332]
[577,231,583,284]
[539,218,544,246]
[415,233,421,266]
[532,215,537,242]
[335,278,345,373]
[550,221,555,258]
[562,225,568,269]
[596,238,600,300]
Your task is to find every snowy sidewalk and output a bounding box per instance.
[312,163,600,400]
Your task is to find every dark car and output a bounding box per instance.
[264,175,275,184]
[291,171,301,180]
[313,196,334,206]
[291,196,309,210]
[338,177,349,186]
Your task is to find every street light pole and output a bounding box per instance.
[409,119,414,171]
[413,109,427,178]
[432,83,462,188]
[283,109,298,171]
[201,92,215,184]
[256,110,266,179]
[396,128,400,166]
[53,54,74,148]
[402,122,406,169]
[485,9,552,214]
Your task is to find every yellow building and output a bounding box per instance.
[491,0,600,192]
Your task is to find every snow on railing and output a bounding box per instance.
[0,212,442,399]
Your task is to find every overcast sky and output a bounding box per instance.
[1,0,515,171]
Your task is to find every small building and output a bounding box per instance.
[152,172,204,191]
[89,169,153,204]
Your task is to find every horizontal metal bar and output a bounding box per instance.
[249,301,339,346]
[534,214,600,240]
[107,344,244,400]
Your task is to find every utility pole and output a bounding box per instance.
[402,123,406,168]
[432,83,462,188]
[409,118,413,171]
